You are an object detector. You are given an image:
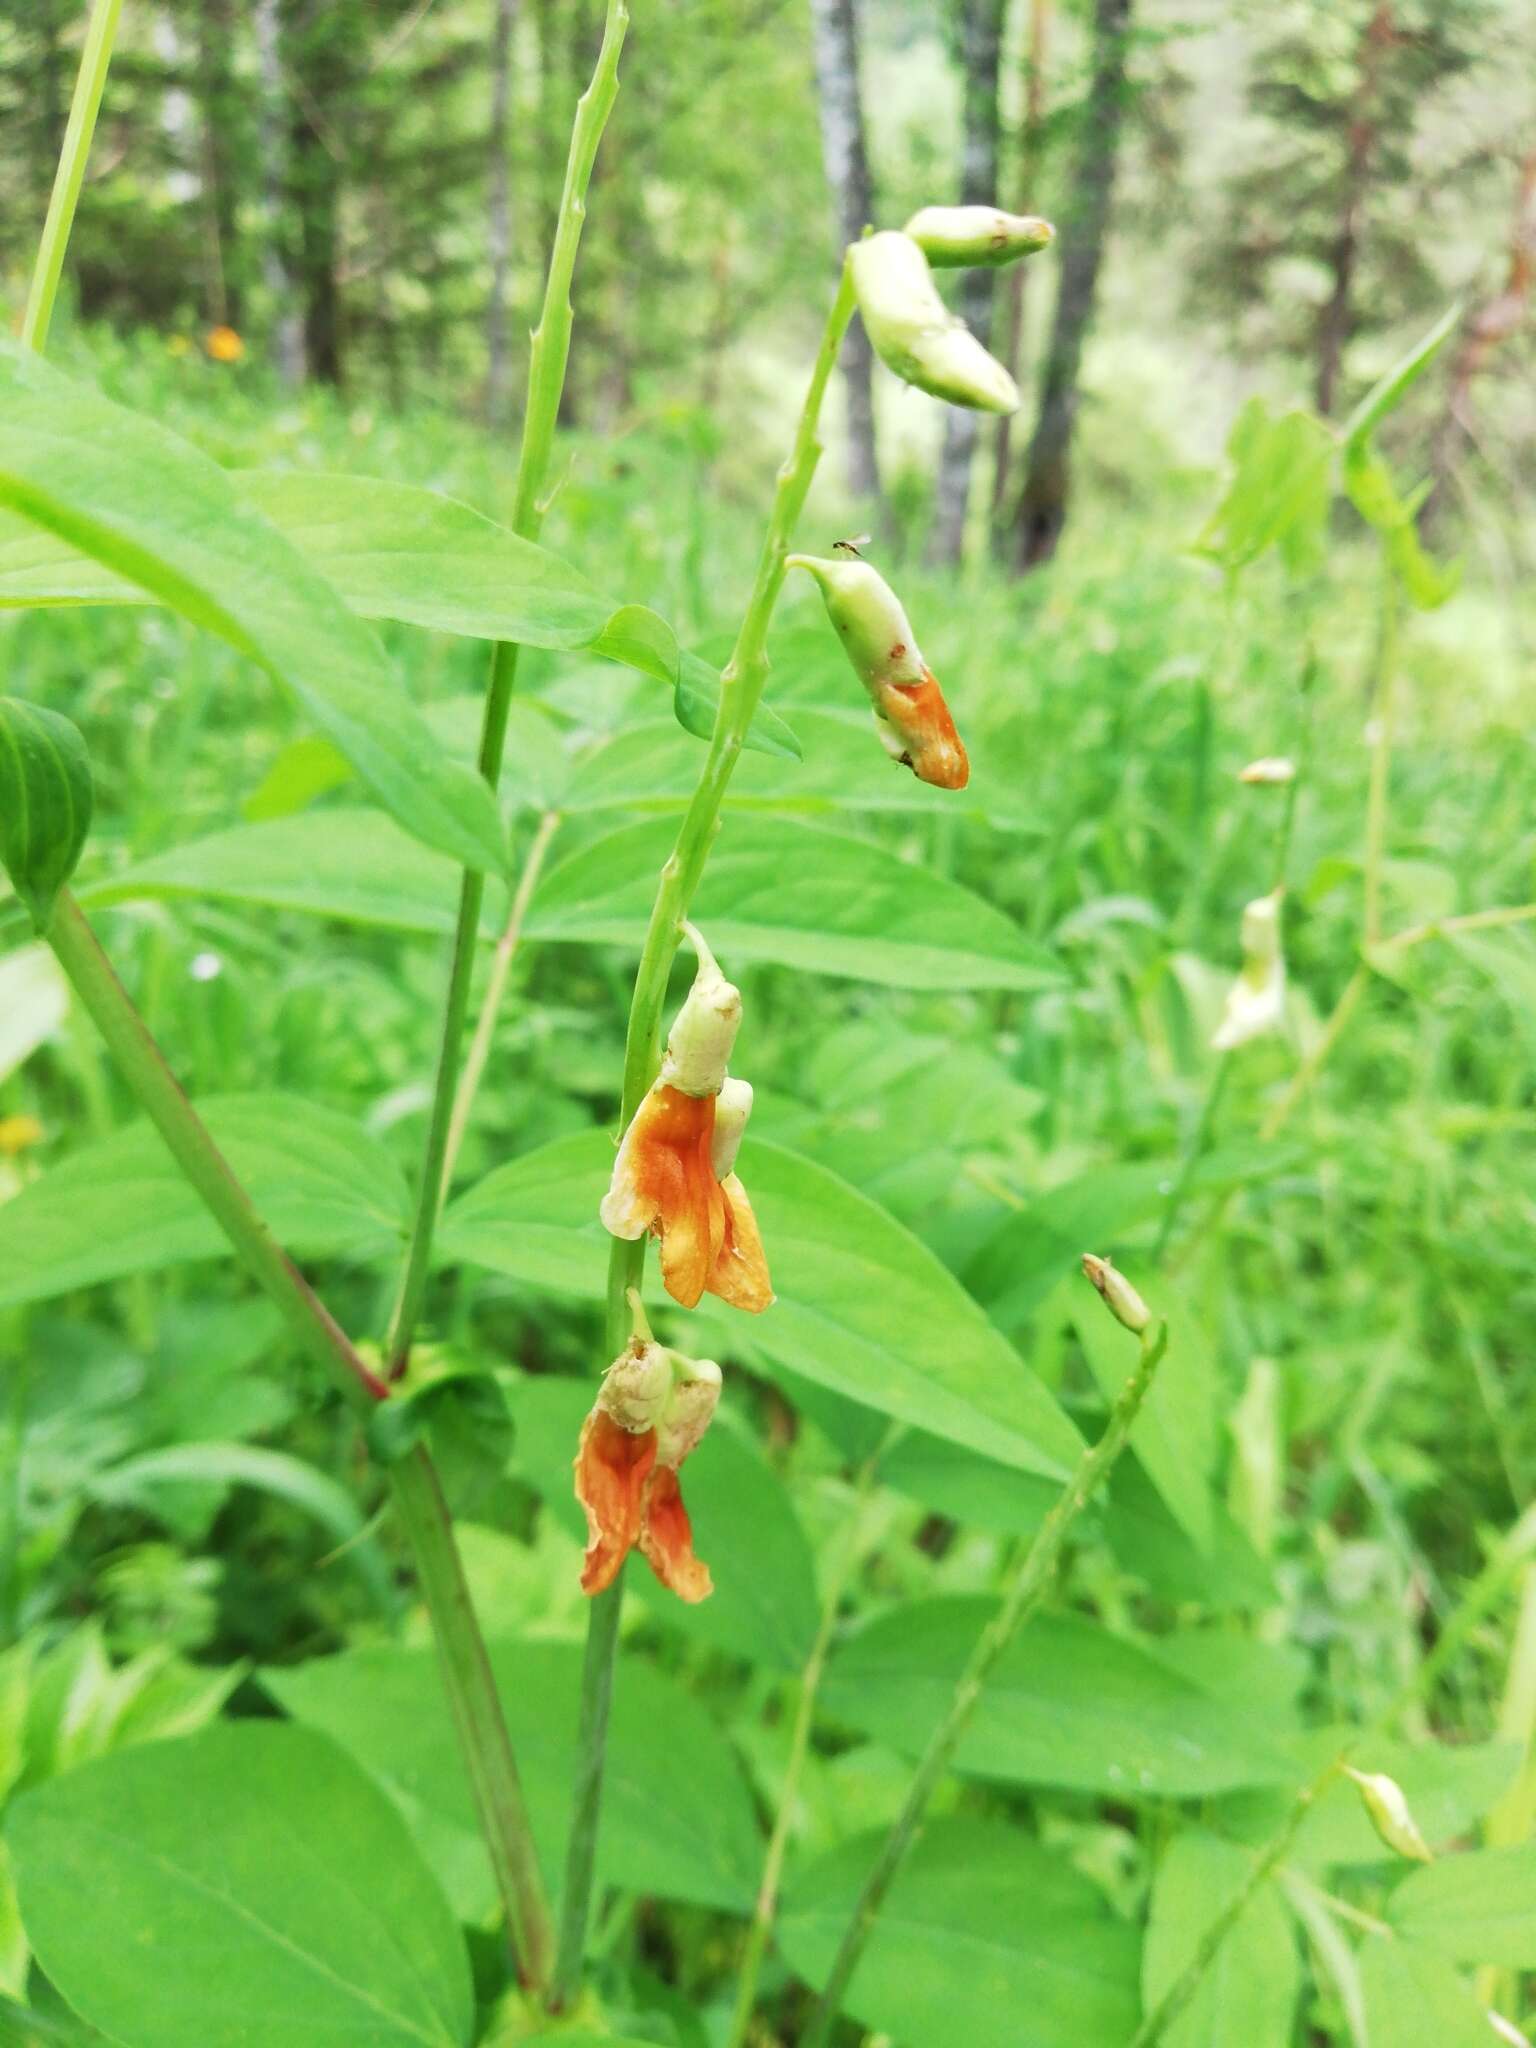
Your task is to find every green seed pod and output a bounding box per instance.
[786,555,969,790]
[903,204,1055,268]
[849,231,1020,415]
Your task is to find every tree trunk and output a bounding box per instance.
[285,5,346,386]
[1432,144,1536,485]
[931,0,1007,565]
[254,0,304,383]
[195,0,242,329]
[1010,0,1132,572]
[1315,2,1394,417]
[485,0,518,423]
[990,0,1050,556]
[808,0,882,503]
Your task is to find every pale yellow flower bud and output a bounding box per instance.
[1238,757,1297,785]
[596,1338,673,1437]
[1080,1254,1153,1334]
[655,1355,723,1469]
[849,231,1020,414]
[1345,1767,1434,1862]
[903,204,1055,268]
[1212,889,1287,1052]
[658,953,742,1097]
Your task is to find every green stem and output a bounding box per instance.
[548,1570,626,2008]
[47,892,555,1978]
[1151,1053,1229,1265]
[1130,1494,1536,2047]
[386,0,628,1377]
[1258,961,1370,1143]
[726,1442,891,2048]
[1361,561,1399,949]
[441,808,562,1192]
[390,1448,554,1990]
[802,1319,1170,2048]
[553,257,859,2013]
[1379,900,1536,953]
[613,256,858,1136]
[1271,635,1317,894]
[21,0,123,352]
[1127,1751,1345,2048]
[47,892,388,1405]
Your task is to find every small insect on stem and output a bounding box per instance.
[832,533,872,557]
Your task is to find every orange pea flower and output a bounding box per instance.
[205,325,244,364]
[574,1319,722,1603]
[600,942,772,1314]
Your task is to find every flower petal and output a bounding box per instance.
[575,1408,658,1596]
[707,1172,774,1313]
[876,670,969,790]
[601,1084,727,1309]
[638,1465,713,1603]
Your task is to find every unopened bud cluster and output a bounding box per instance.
[845,196,1053,416]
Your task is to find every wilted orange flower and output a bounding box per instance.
[601,942,772,1314]
[205,325,244,363]
[575,1319,722,1603]
[870,669,969,790]
[787,553,969,790]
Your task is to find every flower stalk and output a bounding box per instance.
[550,256,860,2013]
[725,1435,895,2048]
[386,0,629,1379]
[21,0,123,352]
[800,1305,1170,2048]
[1130,1493,1536,2046]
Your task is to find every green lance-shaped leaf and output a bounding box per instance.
[0,344,504,873]
[1338,305,1463,611]
[0,697,92,931]
[1342,301,1463,454]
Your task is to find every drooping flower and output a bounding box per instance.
[786,553,969,790]
[848,230,1020,414]
[600,936,773,1313]
[1211,889,1287,1052]
[574,1310,722,1603]
[902,204,1055,269]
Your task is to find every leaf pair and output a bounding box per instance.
[1195,305,1462,608]
[0,344,798,926]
